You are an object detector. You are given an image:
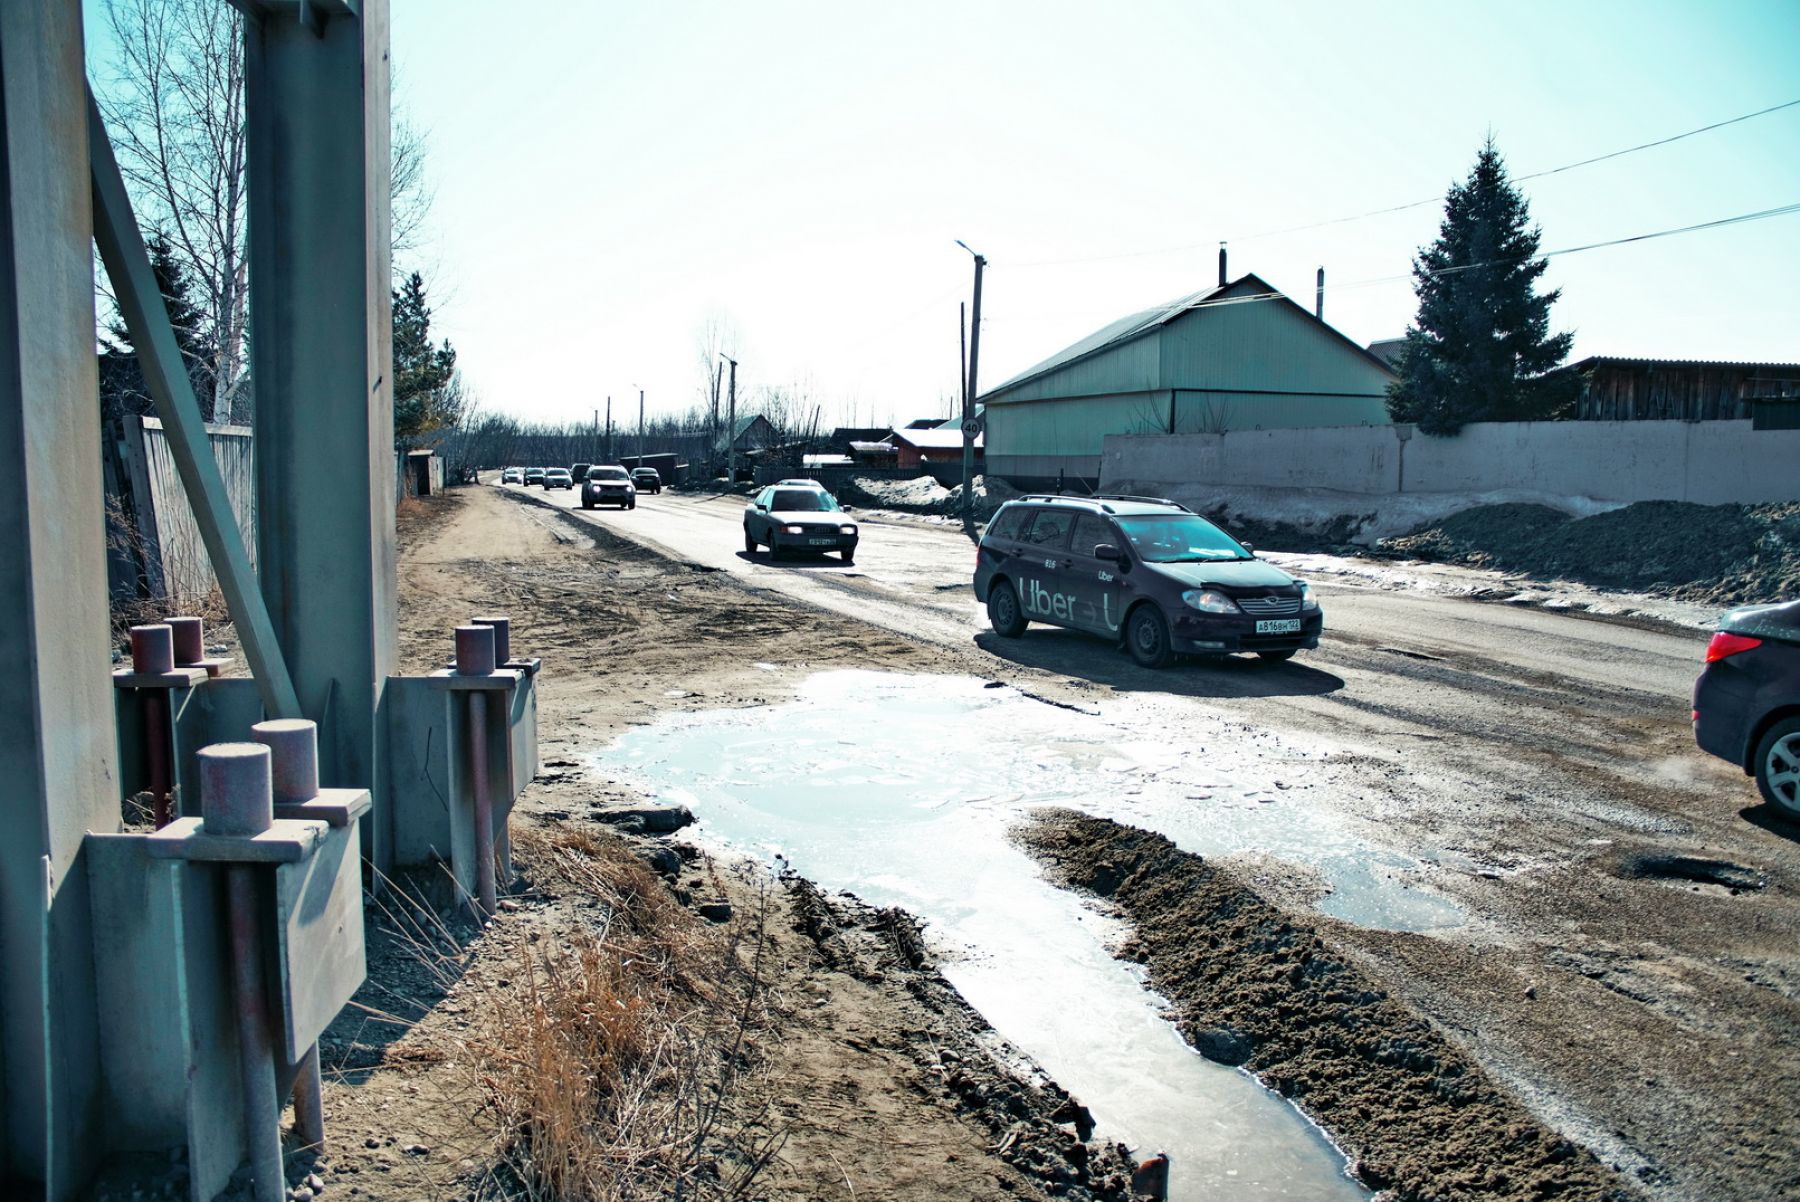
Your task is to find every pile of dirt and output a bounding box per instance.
[1019,811,1636,1202]
[1199,506,1374,555]
[1380,501,1800,606]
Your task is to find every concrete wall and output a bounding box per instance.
[1101,419,1800,517]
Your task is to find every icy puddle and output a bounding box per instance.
[601,671,1416,1200]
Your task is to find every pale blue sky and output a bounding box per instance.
[88,1,1800,427]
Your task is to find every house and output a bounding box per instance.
[829,426,893,454]
[977,271,1398,488]
[886,424,983,472]
[715,414,778,455]
[1556,357,1800,423]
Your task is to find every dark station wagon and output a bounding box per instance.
[973,494,1322,668]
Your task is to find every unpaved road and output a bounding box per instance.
[511,480,1800,1202]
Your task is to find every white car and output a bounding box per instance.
[743,480,858,562]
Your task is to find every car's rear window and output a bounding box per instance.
[772,490,839,512]
[1114,513,1248,562]
[1022,509,1075,547]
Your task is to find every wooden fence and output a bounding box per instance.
[108,415,255,605]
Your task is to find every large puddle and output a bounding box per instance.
[601,671,1424,1200]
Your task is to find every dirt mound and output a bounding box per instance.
[1020,812,1636,1202]
[840,473,1019,522]
[1380,500,1800,606]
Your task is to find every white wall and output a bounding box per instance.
[1100,419,1800,539]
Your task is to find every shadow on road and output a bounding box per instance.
[1740,803,1800,844]
[973,629,1346,699]
[735,550,857,570]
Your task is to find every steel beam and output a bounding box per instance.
[245,0,396,867]
[0,3,119,1196]
[88,91,303,723]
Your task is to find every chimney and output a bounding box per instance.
[1316,267,1325,319]
[1217,243,1227,287]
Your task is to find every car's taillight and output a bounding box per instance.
[1704,631,1763,663]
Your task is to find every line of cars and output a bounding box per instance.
[500,462,662,505]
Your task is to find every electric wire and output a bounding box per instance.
[1010,98,1800,269]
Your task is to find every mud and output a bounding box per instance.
[1020,811,1637,1202]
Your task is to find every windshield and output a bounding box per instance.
[1113,514,1248,563]
[771,490,839,512]
[587,467,628,481]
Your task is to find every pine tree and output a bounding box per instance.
[100,233,218,421]
[1387,137,1573,435]
[392,271,460,441]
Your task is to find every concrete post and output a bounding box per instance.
[0,3,119,1194]
[245,1,397,869]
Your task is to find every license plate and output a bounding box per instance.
[807,538,836,546]
[1256,619,1301,634]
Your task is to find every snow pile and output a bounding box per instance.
[843,474,1019,522]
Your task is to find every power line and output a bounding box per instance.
[1011,98,1800,269]
[983,201,1800,323]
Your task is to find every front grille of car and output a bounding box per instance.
[1236,595,1302,617]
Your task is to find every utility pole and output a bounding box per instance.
[604,395,612,462]
[593,408,599,460]
[721,354,738,486]
[711,361,723,472]
[638,388,645,469]
[956,241,985,535]
[959,301,967,421]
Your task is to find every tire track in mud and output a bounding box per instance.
[1019,811,1638,1202]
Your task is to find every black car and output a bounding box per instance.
[972,494,1321,669]
[1694,599,1800,817]
[631,467,662,494]
[744,480,857,562]
[581,465,636,509]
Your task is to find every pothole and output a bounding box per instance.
[1379,646,1446,662]
[1623,854,1766,895]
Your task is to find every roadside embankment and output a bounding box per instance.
[1019,811,1638,1202]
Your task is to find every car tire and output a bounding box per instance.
[987,580,1027,637]
[1126,604,1175,669]
[1257,649,1297,663]
[1754,715,1800,818]
[840,549,855,564]
[627,500,636,510]
[581,500,592,510]
[744,528,757,554]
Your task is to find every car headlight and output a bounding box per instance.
[1299,582,1319,612]
[1181,588,1239,614]
[784,524,805,535]
[839,525,857,535]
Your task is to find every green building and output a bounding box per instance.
[979,272,1397,488]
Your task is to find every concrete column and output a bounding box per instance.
[245,1,397,869]
[0,2,119,1195]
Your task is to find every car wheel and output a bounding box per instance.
[744,527,757,554]
[768,537,783,560]
[1126,604,1175,669]
[581,500,592,509]
[1257,649,1296,663]
[840,548,855,564]
[628,499,636,510]
[1754,716,1800,818]
[987,580,1026,637]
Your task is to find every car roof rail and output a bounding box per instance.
[1015,493,1099,505]
[1091,493,1191,511]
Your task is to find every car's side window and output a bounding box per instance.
[1023,510,1074,548]
[986,506,1028,541]
[1070,514,1114,558]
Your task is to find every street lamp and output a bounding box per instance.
[719,353,738,486]
[955,241,985,535]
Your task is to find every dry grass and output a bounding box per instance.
[442,828,784,1201]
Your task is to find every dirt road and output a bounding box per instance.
[511,481,1800,1202]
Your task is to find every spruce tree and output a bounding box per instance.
[101,233,218,421]
[1387,137,1573,435]
[392,271,459,441]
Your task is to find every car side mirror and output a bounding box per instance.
[1242,542,1256,557]
[1093,542,1126,564]
[755,502,767,511]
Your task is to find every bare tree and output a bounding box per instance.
[95,0,435,424]
[99,0,248,422]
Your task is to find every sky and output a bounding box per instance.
[88,0,1800,429]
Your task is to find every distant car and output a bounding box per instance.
[543,468,573,490]
[1694,599,1800,818]
[744,481,857,562]
[972,494,1321,669]
[501,467,523,484]
[523,467,546,487]
[631,467,662,494]
[570,462,592,483]
[581,465,636,510]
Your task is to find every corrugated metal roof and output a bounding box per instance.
[986,281,1233,396]
[889,426,982,451]
[1565,356,1800,373]
[981,274,1395,401]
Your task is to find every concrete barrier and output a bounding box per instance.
[1100,419,1800,542]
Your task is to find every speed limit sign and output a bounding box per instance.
[961,417,984,437]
